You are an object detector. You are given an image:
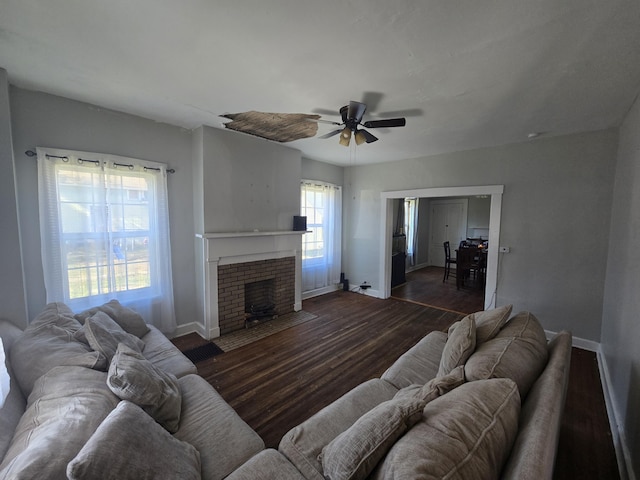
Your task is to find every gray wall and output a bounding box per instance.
[601,93,640,478]
[9,87,196,326]
[6,86,306,330]
[0,70,27,328]
[302,157,344,187]
[199,126,302,233]
[343,129,618,341]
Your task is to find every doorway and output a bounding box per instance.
[378,185,504,310]
[428,199,468,267]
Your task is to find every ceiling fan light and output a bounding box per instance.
[354,130,366,145]
[339,127,351,146]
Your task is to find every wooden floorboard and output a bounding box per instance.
[174,273,620,479]
[554,348,620,479]
[193,292,462,449]
[391,265,484,314]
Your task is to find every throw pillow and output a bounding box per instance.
[448,304,513,345]
[394,365,465,403]
[372,378,521,479]
[67,401,201,480]
[107,343,182,433]
[465,311,549,398]
[9,323,107,397]
[0,367,120,480]
[77,312,145,363]
[75,299,150,338]
[320,396,426,480]
[437,316,476,377]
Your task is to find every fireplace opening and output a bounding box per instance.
[244,278,277,327]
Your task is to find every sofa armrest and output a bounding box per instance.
[0,319,26,462]
[501,330,572,480]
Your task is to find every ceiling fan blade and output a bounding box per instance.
[363,118,406,128]
[305,118,342,125]
[360,92,384,113]
[312,108,341,117]
[340,105,348,123]
[318,129,342,139]
[359,129,378,143]
[348,101,367,123]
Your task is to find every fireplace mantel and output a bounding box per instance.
[194,231,304,339]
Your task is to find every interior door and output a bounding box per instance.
[429,200,468,267]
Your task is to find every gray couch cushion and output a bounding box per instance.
[74,299,150,338]
[320,396,426,480]
[67,401,201,480]
[372,378,521,479]
[380,331,447,389]
[107,343,182,433]
[465,311,549,397]
[174,374,265,480]
[393,365,465,403]
[9,322,107,396]
[77,311,145,362]
[279,378,398,480]
[0,366,119,479]
[225,449,305,480]
[29,302,79,331]
[448,304,513,345]
[437,316,476,376]
[141,326,197,378]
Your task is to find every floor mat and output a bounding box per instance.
[182,342,225,363]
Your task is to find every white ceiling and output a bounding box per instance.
[2,0,640,166]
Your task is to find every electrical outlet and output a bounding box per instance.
[360,281,371,289]
[499,246,510,253]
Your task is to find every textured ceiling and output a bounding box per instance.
[2,0,640,165]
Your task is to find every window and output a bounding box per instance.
[37,148,175,333]
[300,181,342,293]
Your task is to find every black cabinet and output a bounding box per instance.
[391,252,406,288]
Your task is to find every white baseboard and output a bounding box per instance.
[173,321,219,340]
[172,321,202,339]
[302,284,340,300]
[597,347,636,480]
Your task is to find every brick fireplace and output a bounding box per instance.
[218,257,295,334]
[195,231,304,339]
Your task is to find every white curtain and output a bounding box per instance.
[405,198,419,266]
[301,181,342,293]
[37,147,176,334]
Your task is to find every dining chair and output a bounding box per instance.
[443,241,457,282]
[456,246,481,289]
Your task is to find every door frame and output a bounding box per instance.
[379,185,504,310]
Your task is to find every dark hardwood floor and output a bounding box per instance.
[173,287,620,479]
[391,265,484,314]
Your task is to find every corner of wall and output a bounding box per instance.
[0,68,28,328]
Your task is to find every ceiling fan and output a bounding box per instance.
[318,100,406,146]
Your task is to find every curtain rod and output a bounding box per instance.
[24,150,176,174]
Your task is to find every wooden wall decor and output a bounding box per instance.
[221,111,320,142]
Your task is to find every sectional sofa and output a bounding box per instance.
[0,301,571,479]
